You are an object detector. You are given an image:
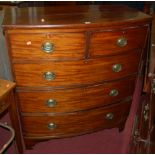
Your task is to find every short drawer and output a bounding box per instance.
[9,32,85,60]
[90,26,148,57]
[13,50,141,87]
[22,101,131,138]
[17,76,136,113]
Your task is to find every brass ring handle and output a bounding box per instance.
[117,37,127,47]
[43,72,55,81]
[105,113,114,120]
[112,64,122,72]
[109,89,119,97]
[46,99,57,107]
[42,42,54,53]
[48,123,57,130]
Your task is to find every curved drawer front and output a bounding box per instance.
[22,101,131,138]
[13,50,141,87]
[17,77,135,112]
[17,76,136,113]
[90,26,148,57]
[9,32,85,60]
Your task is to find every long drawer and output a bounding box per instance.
[13,50,141,87]
[90,26,148,57]
[22,100,131,138]
[8,32,85,60]
[17,76,136,113]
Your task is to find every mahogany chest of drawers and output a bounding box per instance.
[2,5,152,152]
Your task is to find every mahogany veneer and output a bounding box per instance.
[2,5,152,152]
[9,32,86,60]
[22,100,131,138]
[17,76,136,113]
[13,50,141,87]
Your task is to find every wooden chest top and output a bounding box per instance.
[2,5,152,29]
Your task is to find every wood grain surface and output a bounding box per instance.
[0,79,15,101]
[90,26,148,57]
[2,5,152,29]
[9,32,86,60]
[16,76,136,113]
[22,100,131,138]
[13,50,141,87]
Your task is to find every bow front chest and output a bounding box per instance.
[2,5,152,152]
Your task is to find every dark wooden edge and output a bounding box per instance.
[7,91,24,153]
[23,120,127,149]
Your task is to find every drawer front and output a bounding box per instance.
[90,26,148,57]
[22,101,131,137]
[9,33,85,60]
[17,76,136,113]
[13,50,141,87]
